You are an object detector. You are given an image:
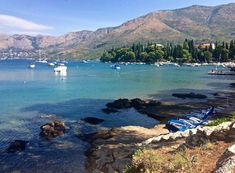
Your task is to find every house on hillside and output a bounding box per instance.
[199,43,215,50]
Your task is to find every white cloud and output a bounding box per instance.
[9,31,51,36]
[0,14,53,34]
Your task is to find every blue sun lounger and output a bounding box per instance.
[166,107,214,132]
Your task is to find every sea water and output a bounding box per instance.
[0,59,234,172]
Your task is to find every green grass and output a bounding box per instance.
[206,112,235,126]
[124,148,191,173]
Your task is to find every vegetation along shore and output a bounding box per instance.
[101,39,235,64]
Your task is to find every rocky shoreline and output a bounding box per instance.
[85,91,235,173]
[4,91,235,172]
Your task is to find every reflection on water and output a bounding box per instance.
[54,70,67,77]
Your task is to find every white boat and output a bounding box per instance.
[110,64,121,70]
[48,62,55,66]
[154,63,160,67]
[193,63,201,67]
[36,59,48,63]
[173,63,180,67]
[82,60,88,63]
[28,64,35,69]
[54,64,67,73]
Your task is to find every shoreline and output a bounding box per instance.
[84,90,235,172]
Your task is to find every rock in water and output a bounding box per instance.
[7,140,28,153]
[172,92,207,99]
[130,98,146,109]
[40,120,66,139]
[81,117,104,125]
[102,107,119,114]
[106,98,132,109]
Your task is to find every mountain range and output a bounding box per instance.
[0,3,235,59]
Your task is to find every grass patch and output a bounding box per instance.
[125,141,234,173]
[124,149,192,173]
[206,112,235,126]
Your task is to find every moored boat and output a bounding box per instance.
[110,64,121,70]
[54,64,67,73]
[48,62,55,66]
[28,64,35,69]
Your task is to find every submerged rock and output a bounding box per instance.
[40,120,66,139]
[7,140,28,153]
[81,117,104,125]
[172,92,207,99]
[77,129,116,143]
[102,107,119,114]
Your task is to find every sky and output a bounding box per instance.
[0,0,234,36]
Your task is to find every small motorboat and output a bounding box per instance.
[28,64,35,69]
[172,63,180,67]
[48,62,55,66]
[82,60,88,63]
[111,64,121,70]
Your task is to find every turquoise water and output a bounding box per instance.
[0,59,234,172]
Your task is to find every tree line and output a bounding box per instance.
[100,39,235,64]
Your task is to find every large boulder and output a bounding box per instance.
[7,140,28,153]
[81,117,104,125]
[40,120,66,139]
[172,92,207,99]
[214,144,235,173]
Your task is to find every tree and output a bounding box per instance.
[100,50,113,62]
[221,48,229,62]
[182,49,192,63]
[140,52,148,62]
[203,51,213,62]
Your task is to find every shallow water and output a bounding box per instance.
[0,59,234,172]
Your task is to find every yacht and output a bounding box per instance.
[54,64,67,73]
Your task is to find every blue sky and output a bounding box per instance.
[0,0,234,36]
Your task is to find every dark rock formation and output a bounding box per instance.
[40,120,66,139]
[7,140,28,153]
[81,117,104,125]
[172,92,207,99]
[105,98,161,111]
[130,98,146,109]
[106,98,132,109]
